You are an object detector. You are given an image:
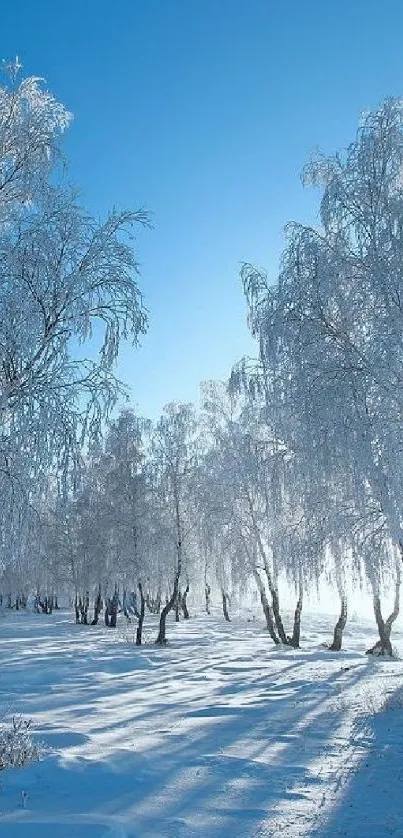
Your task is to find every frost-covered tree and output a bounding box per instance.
[151,403,199,643]
[0,63,148,600]
[0,60,70,221]
[241,98,403,653]
[201,381,307,645]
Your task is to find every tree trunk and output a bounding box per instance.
[249,521,288,644]
[81,594,89,625]
[222,589,231,622]
[156,570,180,644]
[366,575,400,656]
[109,596,118,628]
[104,602,110,627]
[385,575,400,636]
[181,583,190,619]
[329,594,347,651]
[146,588,161,615]
[288,586,303,648]
[156,487,183,644]
[252,568,279,643]
[136,582,145,645]
[260,550,287,643]
[91,587,102,625]
[156,545,182,644]
[175,590,181,622]
[104,589,118,629]
[205,582,211,615]
[270,587,288,644]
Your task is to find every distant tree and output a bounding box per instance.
[152,403,198,644]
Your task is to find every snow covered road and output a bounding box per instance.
[0,611,402,837]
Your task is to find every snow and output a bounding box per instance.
[0,610,403,837]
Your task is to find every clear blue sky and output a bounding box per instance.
[3,0,403,417]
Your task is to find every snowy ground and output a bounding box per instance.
[0,609,403,837]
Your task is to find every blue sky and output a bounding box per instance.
[3,0,403,418]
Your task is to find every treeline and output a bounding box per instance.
[0,65,402,655]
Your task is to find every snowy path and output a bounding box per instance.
[0,611,402,837]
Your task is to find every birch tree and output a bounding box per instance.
[241,98,403,652]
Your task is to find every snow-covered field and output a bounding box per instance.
[0,609,403,837]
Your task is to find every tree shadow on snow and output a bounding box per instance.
[312,683,403,838]
[0,614,382,838]
[39,657,369,838]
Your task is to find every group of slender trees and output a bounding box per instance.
[0,64,402,653]
[0,61,147,621]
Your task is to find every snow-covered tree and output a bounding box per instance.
[0,63,148,601]
[241,98,403,652]
[151,403,199,643]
